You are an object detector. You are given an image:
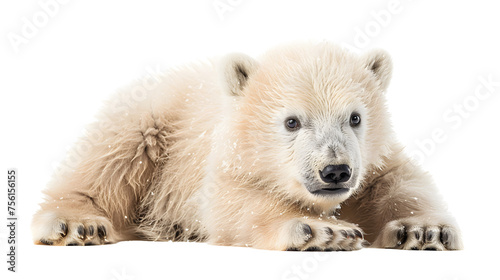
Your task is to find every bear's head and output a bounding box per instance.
[218,43,394,209]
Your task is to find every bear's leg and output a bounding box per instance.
[350,149,464,250]
[209,203,367,251]
[32,112,168,245]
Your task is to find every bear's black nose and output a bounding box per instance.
[319,165,351,184]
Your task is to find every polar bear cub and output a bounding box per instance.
[32,42,463,251]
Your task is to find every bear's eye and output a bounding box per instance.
[350,113,361,127]
[285,117,301,131]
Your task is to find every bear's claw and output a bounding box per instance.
[34,213,114,246]
[285,219,365,251]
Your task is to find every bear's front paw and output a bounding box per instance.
[373,216,463,250]
[32,211,115,246]
[284,219,366,251]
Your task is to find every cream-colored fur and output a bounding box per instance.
[32,42,463,250]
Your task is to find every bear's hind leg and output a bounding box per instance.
[32,112,169,245]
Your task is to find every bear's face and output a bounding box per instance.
[275,88,367,199]
[220,43,393,207]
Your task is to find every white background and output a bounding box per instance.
[1,0,499,279]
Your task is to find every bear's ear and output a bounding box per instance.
[361,49,393,91]
[219,53,259,96]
